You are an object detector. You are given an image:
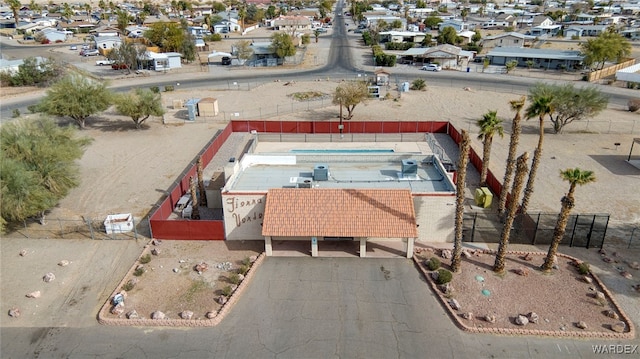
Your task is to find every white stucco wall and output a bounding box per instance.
[223,193,266,240]
[414,194,456,242]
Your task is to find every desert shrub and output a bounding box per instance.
[139,254,151,264]
[164,85,174,92]
[238,265,250,275]
[577,262,590,275]
[628,98,640,112]
[241,257,251,266]
[133,267,145,276]
[435,269,452,284]
[149,86,160,93]
[228,273,241,284]
[221,285,233,297]
[426,257,441,271]
[122,281,135,291]
[12,109,20,118]
[411,79,426,91]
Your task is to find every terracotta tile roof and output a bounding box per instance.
[262,189,417,238]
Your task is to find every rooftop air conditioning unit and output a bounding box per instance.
[313,164,329,181]
[297,177,313,188]
[401,159,418,177]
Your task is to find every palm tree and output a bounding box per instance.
[542,168,596,271]
[189,176,200,220]
[494,152,529,273]
[498,96,525,215]
[477,110,504,187]
[520,91,554,215]
[197,157,207,208]
[8,0,21,29]
[451,130,471,273]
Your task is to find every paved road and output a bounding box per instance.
[3,257,635,359]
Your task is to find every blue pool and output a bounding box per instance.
[290,149,395,153]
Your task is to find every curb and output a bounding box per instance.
[98,243,265,327]
[413,249,636,340]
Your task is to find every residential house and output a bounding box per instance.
[529,24,561,36]
[481,32,536,48]
[363,15,404,28]
[191,6,213,17]
[457,30,476,45]
[95,36,122,54]
[486,47,583,70]
[378,31,425,44]
[564,24,608,38]
[494,13,518,28]
[143,51,182,71]
[125,25,149,38]
[0,56,47,74]
[532,15,554,27]
[271,15,312,32]
[399,44,474,68]
[439,19,472,32]
[621,28,640,40]
[91,25,121,37]
[38,27,71,42]
[247,41,280,67]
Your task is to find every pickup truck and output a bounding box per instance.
[95,59,114,66]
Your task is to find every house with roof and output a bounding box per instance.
[486,47,584,70]
[143,51,182,71]
[529,24,561,36]
[271,15,312,32]
[531,15,554,27]
[95,36,122,53]
[438,19,472,32]
[481,32,536,48]
[91,25,121,37]
[363,14,404,28]
[378,30,425,44]
[0,56,47,74]
[37,27,71,42]
[494,13,518,28]
[399,44,474,68]
[564,24,608,38]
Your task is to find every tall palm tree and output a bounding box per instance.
[477,110,504,187]
[494,152,529,273]
[498,96,525,215]
[451,130,470,273]
[197,157,207,207]
[542,168,596,271]
[8,0,21,29]
[520,92,554,215]
[189,176,200,220]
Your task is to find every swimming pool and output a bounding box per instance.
[290,149,395,153]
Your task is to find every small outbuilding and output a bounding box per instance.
[197,97,219,117]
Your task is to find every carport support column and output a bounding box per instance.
[311,237,318,257]
[265,236,273,256]
[360,238,367,258]
[405,237,415,259]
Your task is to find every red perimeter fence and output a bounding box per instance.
[149,120,501,240]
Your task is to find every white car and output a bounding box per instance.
[421,64,442,72]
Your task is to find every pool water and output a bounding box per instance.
[290,149,395,153]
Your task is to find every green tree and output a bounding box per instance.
[581,31,631,70]
[493,152,529,273]
[1,57,63,87]
[542,169,596,271]
[451,130,470,273]
[424,15,442,29]
[505,59,518,73]
[269,32,296,62]
[36,74,113,129]
[471,29,482,43]
[0,118,91,229]
[333,81,369,123]
[545,84,608,133]
[234,40,254,62]
[438,26,460,45]
[521,85,554,215]
[145,22,188,52]
[116,9,133,32]
[477,110,504,187]
[107,41,146,74]
[390,19,403,30]
[113,88,164,129]
[497,96,525,215]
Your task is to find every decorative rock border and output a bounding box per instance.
[413,249,636,340]
[98,244,266,327]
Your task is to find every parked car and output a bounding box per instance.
[421,64,442,72]
[316,28,327,33]
[96,59,114,66]
[81,49,99,56]
[111,63,128,70]
[221,56,231,65]
[69,45,77,50]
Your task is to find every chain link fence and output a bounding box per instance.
[4,216,140,240]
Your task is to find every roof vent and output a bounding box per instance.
[313,164,329,181]
[401,159,418,177]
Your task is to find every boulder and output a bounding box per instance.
[194,262,209,274]
[621,271,633,279]
[449,299,461,311]
[576,321,588,330]
[217,296,228,305]
[603,257,612,263]
[151,311,166,320]
[633,284,640,292]
[26,291,41,298]
[461,250,472,258]
[461,312,473,320]
[126,310,139,319]
[19,249,28,257]
[151,248,161,256]
[110,304,125,315]
[440,249,452,259]
[630,261,639,270]
[180,311,194,320]
[136,264,144,271]
[515,315,529,326]
[484,315,496,323]
[594,291,606,301]
[249,255,258,263]
[611,321,626,333]
[431,271,439,281]
[173,268,180,273]
[8,308,20,318]
[583,275,593,284]
[206,311,217,319]
[527,312,539,324]
[522,253,534,262]
[118,290,128,299]
[43,273,55,283]
[598,248,606,255]
[151,239,162,246]
[439,282,453,295]
[604,310,619,320]
[237,274,245,281]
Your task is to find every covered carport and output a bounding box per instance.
[261,188,418,258]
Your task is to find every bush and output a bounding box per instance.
[241,257,251,266]
[426,257,441,271]
[628,98,640,112]
[133,267,145,276]
[122,281,135,291]
[410,79,426,91]
[385,42,414,51]
[164,85,174,92]
[12,109,20,118]
[435,269,452,284]
[228,273,241,284]
[221,285,233,297]
[577,262,590,275]
[139,254,151,264]
[149,86,160,93]
[238,265,250,275]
